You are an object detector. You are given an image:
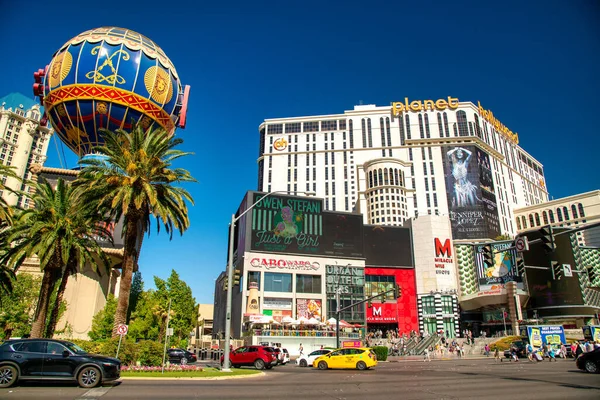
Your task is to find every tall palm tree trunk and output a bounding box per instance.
[45,259,75,338]
[112,216,142,338]
[30,267,59,338]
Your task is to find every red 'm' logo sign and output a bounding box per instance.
[434,238,452,257]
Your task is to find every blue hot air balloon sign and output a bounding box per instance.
[33,27,190,156]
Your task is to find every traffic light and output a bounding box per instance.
[587,265,598,285]
[482,245,494,268]
[233,269,241,286]
[393,283,402,299]
[222,279,229,291]
[540,225,556,253]
[551,261,562,280]
[367,299,372,308]
[516,256,526,276]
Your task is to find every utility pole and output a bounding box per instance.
[161,298,172,374]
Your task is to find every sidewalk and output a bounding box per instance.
[386,354,491,362]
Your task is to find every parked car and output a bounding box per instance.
[503,341,528,360]
[0,338,121,388]
[167,348,197,365]
[576,348,600,373]
[297,349,331,367]
[220,346,277,370]
[313,348,377,370]
[281,348,290,365]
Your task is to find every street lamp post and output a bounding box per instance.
[222,190,315,372]
[501,307,507,336]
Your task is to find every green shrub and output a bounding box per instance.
[372,346,388,361]
[136,340,165,366]
[490,335,522,351]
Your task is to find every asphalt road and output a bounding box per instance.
[1,358,599,400]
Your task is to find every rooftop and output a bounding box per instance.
[0,92,39,112]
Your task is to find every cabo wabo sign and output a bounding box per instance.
[250,193,324,254]
[249,257,320,271]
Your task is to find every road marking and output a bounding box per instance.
[78,386,112,399]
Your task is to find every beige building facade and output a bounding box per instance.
[514,190,600,247]
[0,93,52,208]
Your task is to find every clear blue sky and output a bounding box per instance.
[1,0,598,304]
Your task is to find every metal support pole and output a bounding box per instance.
[222,214,235,372]
[115,334,123,359]
[161,298,172,374]
[336,288,340,349]
[501,307,507,336]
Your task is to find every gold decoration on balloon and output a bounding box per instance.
[144,66,173,104]
[140,116,152,129]
[96,102,108,114]
[85,46,130,84]
[49,51,73,88]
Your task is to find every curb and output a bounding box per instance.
[120,371,266,381]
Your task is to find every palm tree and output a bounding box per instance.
[1,178,112,338]
[0,163,20,226]
[75,125,195,337]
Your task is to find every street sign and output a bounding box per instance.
[167,327,174,336]
[563,264,573,278]
[515,237,529,252]
[117,324,128,335]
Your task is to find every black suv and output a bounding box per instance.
[167,348,197,365]
[0,339,120,388]
[503,340,528,360]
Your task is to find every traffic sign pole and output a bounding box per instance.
[115,324,128,359]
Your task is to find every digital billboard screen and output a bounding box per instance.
[249,192,324,255]
[474,241,522,291]
[321,212,364,258]
[363,225,413,267]
[442,145,500,239]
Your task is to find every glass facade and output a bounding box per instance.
[264,272,292,292]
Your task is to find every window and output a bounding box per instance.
[562,206,569,220]
[542,211,548,225]
[571,204,578,219]
[296,275,322,294]
[15,341,46,353]
[548,210,555,223]
[247,271,261,290]
[422,296,436,315]
[441,296,453,314]
[556,208,563,222]
[264,272,292,292]
[365,275,395,300]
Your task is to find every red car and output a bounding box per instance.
[221,346,277,370]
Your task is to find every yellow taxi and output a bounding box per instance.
[312,347,377,370]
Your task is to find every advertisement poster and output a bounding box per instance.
[296,299,322,320]
[263,309,292,322]
[582,326,600,341]
[526,325,566,347]
[250,192,324,255]
[474,241,522,291]
[442,145,500,239]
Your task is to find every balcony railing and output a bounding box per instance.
[250,329,361,338]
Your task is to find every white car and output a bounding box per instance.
[282,348,290,365]
[296,349,332,367]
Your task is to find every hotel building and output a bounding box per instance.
[0,92,52,208]
[257,98,548,240]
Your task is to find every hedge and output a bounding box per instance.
[372,346,388,362]
[68,338,167,366]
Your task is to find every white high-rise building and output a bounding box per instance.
[257,97,548,240]
[0,92,53,209]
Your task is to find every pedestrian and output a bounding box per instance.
[494,347,500,362]
[526,343,533,362]
[484,344,490,357]
[548,346,556,362]
[511,346,519,362]
[424,347,431,362]
[299,343,304,356]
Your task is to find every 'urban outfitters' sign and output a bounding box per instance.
[325,264,365,294]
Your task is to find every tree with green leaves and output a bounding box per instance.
[0,163,21,226]
[0,178,113,338]
[75,125,195,337]
[127,271,144,321]
[0,273,41,340]
[88,295,118,341]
